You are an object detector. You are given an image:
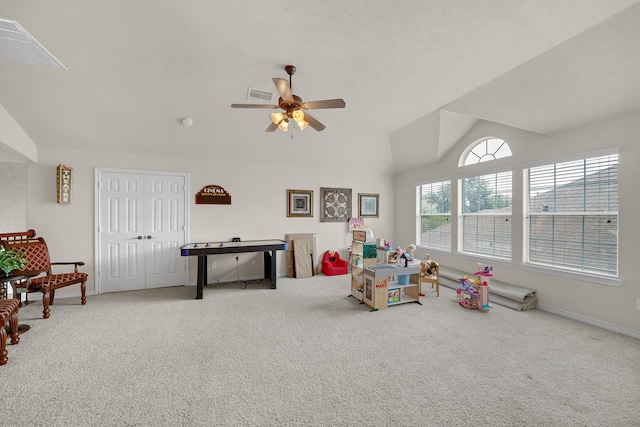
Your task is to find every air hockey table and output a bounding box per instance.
[180,239,289,299]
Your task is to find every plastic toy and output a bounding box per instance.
[455,268,491,312]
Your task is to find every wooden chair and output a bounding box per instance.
[0,298,20,365]
[419,260,440,297]
[0,230,87,319]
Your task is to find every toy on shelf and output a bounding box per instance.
[377,239,393,251]
[455,264,492,312]
[399,244,416,267]
[388,247,403,263]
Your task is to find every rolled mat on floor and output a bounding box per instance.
[439,268,538,311]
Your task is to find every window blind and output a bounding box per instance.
[460,171,512,259]
[416,180,451,251]
[526,153,618,276]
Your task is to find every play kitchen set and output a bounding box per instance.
[350,228,423,311]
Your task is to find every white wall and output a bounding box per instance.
[393,110,640,337]
[0,162,27,232]
[0,104,37,162]
[24,146,395,294]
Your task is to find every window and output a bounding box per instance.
[459,170,512,260]
[525,152,618,277]
[462,137,512,166]
[416,180,451,251]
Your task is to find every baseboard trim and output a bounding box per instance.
[537,304,640,340]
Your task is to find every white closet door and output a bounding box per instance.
[97,170,187,293]
[144,174,186,288]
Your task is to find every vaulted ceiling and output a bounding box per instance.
[1,1,639,171]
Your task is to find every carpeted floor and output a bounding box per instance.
[3,275,639,426]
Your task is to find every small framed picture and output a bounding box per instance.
[358,193,379,218]
[287,189,313,217]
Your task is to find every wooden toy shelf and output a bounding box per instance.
[386,282,419,306]
[350,232,377,302]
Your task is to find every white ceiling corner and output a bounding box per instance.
[438,110,478,160]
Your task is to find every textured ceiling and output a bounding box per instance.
[1,1,639,171]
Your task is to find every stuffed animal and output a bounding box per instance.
[420,258,439,278]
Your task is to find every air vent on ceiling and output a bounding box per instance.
[247,87,273,103]
[0,18,67,69]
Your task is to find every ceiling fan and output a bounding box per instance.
[231,65,346,132]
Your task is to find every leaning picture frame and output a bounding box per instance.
[320,187,352,222]
[359,193,379,218]
[287,189,313,217]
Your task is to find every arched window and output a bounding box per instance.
[461,137,512,166]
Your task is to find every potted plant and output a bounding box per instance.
[0,248,27,277]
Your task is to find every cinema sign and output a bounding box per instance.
[195,185,231,205]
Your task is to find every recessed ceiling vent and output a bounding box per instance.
[0,18,67,69]
[247,87,273,103]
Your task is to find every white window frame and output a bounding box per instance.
[522,149,620,285]
[416,179,452,252]
[459,137,512,166]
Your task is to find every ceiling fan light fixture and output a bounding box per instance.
[231,65,345,132]
[271,112,284,125]
[292,109,304,122]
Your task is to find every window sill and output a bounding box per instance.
[456,251,514,268]
[520,263,622,287]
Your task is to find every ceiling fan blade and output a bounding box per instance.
[302,98,346,109]
[265,122,278,132]
[302,113,326,131]
[273,78,293,102]
[231,104,279,108]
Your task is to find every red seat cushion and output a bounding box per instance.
[28,272,88,291]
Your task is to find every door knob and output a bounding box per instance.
[136,236,143,240]
[146,235,152,239]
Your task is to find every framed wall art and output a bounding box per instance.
[56,164,72,204]
[320,187,352,222]
[287,189,313,217]
[358,193,379,218]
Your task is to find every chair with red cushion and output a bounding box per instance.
[0,298,20,365]
[1,230,87,319]
[321,250,349,276]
